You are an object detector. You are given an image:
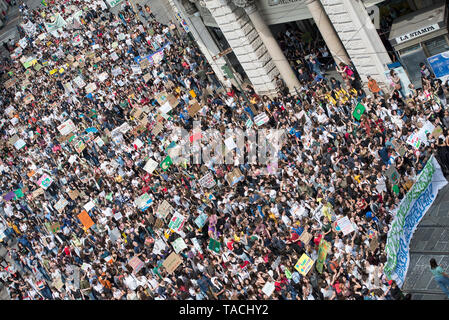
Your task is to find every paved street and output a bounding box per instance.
[402,183,449,300]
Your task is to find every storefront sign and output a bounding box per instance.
[395,24,440,44]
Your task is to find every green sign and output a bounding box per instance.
[208,238,221,253]
[352,103,366,121]
[160,156,173,171]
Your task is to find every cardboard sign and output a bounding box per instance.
[4,77,18,89]
[294,253,315,276]
[167,94,179,108]
[140,59,150,70]
[151,122,164,136]
[78,210,94,230]
[225,168,244,186]
[187,100,201,117]
[154,218,164,230]
[23,94,35,104]
[68,189,80,200]
[298,231,312,245]
[157,200,173,219]
[369,236,379,252]
[162,252,182,274]
[31,188,44,199]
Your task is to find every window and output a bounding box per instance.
[424,35,449,57]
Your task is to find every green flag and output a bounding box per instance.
[160,156,173,171]
[352,103,366,121]
[285,268,292,279]
[208,238,221,253]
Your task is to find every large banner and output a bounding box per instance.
[45,13,67,33]
[385,156,447,286]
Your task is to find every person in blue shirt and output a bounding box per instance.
[430,258,449,297]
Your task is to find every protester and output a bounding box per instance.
[0,0,448,301]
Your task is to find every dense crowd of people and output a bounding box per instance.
[0,0,448,300]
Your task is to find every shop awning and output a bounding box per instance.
[388,2,448,50]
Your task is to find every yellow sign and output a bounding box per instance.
[49,68,58,75]
[189,89,196,98]
[294,253,314,276]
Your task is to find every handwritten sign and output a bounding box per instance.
[162,252,182,274]
[78,210,94,230]
[294,253,314,276]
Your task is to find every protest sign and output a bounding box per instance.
[385,165,401,185]
[198,172,216,189]
[157,200,173,219]
[262,281,275,297]
[128,256,144,274]
[225,168,244,186]
[143,158,158,174]
[68,189,80,200]
[208,238,221,253]
[336,216,355,236]
[31,188,44,199]
[57,119,76,136]
[254,112,270,126]
[168,212,186,233]
[85,82,97,93]
[224,137,237,151]
[73,76,86,88]
[316,239,330,273]
[294,253,315,276]
[162,252,182,274]
[143,73,152,82]
[160,156,173,171]
[54,198,68,214]
[13,139,26,150]
[194,213,208,229]
[78,210,94,230]
[134,193,153,211]
[37,174,53,190]
[83,200,95,212]
[4,77,18,89]
[171,237,188,253]
[187,100,202,117]
[352,103,366,121]
[298,231,312,245]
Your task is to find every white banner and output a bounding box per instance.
[384,156,447,287]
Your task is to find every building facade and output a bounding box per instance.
[167,0,446,96]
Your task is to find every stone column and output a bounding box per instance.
[171,0,228,82]
[320,0,392,88]
[305,0,351,66]
[235,1,301,93]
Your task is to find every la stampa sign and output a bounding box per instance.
[395,24,440,44]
